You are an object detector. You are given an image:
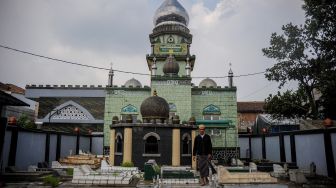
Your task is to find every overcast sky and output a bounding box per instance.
[0,0,305,101]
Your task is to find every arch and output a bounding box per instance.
[43,100,95,121]
[116,132,123,140]
[182,133,191,141]
[121,104,138,114]
[115,133,123,153]
[143,132,161,141]
[145,135,159,154]
[203,104,221,115]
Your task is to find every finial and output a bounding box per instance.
[153,90,157,96]
[153,56,156,62]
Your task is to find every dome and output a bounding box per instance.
[153,0,189,26]
[199,78,217,88]
[124,78,142,88]
[163,54,179,75]
[140,90,169,120]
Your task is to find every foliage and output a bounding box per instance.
[265,90,309,119]
[17,114,36,129]
[262,0,336,119]
[121,161,134,167]
[66,168,73,176]
[43,175,60,187]
[153,164,161,174]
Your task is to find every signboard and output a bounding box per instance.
[154,44,187,55]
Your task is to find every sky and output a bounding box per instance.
[0,0,306,101]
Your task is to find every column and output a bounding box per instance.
[123,128,132,163]
[191,130,196,169]
[109,129,115,166]
[172,128,180,166]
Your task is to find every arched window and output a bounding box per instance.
[169,103,177,119]
[116,134,123,153]
[182,133,191,155]
[203,104,221,120]
[121,104,138,123]
[145,136,158,154]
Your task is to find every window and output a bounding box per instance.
[116,134,123,153]
[121,114,137,123]
[182,137,190,154]
[182,133,191,155]
[203,115,220,120]
[145,136,158,154]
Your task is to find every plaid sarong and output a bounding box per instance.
[197,155,209,178]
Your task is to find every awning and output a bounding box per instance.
[196,119,234,128]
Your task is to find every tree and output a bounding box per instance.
[262,0,336,119]
[17,114,36,129]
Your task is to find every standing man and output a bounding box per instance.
[193,124,212,186]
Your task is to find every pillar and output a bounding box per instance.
[109,129,115,166]
[191,130,196,169]
[123,128,132,163]
[172,128,180,166]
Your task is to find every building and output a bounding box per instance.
[105,0,238,165]
[237,101,265,133]
[25,85,105,133]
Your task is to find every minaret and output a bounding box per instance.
[151,57,157,76]
[228,64,233,88]
[108,64,114,87]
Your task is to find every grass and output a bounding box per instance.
[43,175,60,187]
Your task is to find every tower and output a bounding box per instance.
[108,65,114,87]
[146,0,195,122]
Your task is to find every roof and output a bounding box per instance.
[0,90,29,106]
[237,101,265,113]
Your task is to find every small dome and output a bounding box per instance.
[153,0,189,26]
[124,78,142,88]
[140,90,169,120]
[199,78,217,88]
[163,55,179,75]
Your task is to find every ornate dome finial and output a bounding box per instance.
[153,89,158,96]
[153,0,189,26]
[163,54,180,76]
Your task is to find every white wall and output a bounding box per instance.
[251,137,262,160]
[60,135,76,158]
[15,132,46,170]
[295,134,327,176]
[284,135,291,162]
[266,136,280,162]
[239,137,249,158]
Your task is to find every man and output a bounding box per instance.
[192,124,212,186]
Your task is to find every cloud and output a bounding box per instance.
[0,0,305,101]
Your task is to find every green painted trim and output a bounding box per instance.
[192,87,237,92]
[151,76,192,81]
[105,87,151,91]
[196,119,234,128]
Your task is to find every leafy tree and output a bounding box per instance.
[262,0,336,119]
[17,114,36,129]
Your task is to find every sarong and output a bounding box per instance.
[197,155,209,178]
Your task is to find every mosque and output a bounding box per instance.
[24,0,238,166]
[105,0,238,167]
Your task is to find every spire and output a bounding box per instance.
[108,63,114,87]
[228,63,233,88]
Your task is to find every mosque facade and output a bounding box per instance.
[105,0,238,166]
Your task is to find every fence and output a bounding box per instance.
[1,124,103,171]
[239,128,336,177]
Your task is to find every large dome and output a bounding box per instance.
[124,78,142,88]
[153,0,189,26]
[163,54,179,75]
[140,90,169,120]
[199,78,217,88]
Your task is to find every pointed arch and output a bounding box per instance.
[203,104,221,115]
[121,104,138,114]
[41,100,101,123]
